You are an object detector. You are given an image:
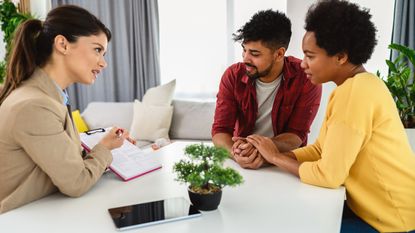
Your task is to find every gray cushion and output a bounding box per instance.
[82,102,133,130]
[82,100,216,140]
[169,100,215,140]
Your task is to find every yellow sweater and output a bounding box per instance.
[293,73,415,232]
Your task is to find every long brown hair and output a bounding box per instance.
[0,5,111,105]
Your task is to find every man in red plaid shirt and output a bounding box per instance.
[212,10,322,169]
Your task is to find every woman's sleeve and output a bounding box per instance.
[13,100,112,197]
[293,136,322,162]
[298,122,365,188]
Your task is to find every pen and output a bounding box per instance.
[116,129,124,138]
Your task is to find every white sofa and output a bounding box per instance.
[81,99,327,149]
[81,100,216,147]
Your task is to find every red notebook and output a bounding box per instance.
[80,128,162,181]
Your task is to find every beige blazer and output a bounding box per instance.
[0,69,112,213]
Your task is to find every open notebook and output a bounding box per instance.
[80,128,162,181]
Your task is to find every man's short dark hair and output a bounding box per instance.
[233,9,292,50]
[305,0,377,65]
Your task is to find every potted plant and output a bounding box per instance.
[173,143,243,211]
[0,0,33,85]
[377,43,415,150]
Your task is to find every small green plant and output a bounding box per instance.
[173,143,243,194]
[377,43,415,128]
[0,0,33,83]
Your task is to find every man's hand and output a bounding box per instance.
[231,137,246,156]
[233,151,265,169]
[232,137,265,169]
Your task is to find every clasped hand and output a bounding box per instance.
[232,135,282,169]
[246,135,281,165]
[231,136,265,169]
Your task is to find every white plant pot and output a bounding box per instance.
[406,128,415,152]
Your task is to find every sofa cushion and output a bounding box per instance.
[81,102,133,130]
[169,100,215,140]
[128,80,176,141]
[82,99,216,141]
[130,100,174,141]
[142,79,176,106]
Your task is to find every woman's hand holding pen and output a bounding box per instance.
[117,128,137,145]
[99,127,136,150]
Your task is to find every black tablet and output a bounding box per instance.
[108,197,201,231]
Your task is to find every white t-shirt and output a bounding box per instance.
[253,75,282,137]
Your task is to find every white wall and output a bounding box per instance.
[158,0,286,99]
[158,0,228,99]
[30,0,51,20]
[287,0,394,144]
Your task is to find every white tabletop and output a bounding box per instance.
[0,141,345,233]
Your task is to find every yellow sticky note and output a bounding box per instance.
[71,110,89,133]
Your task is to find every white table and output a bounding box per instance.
[0,141,345,233]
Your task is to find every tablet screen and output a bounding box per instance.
[108,197,201,230]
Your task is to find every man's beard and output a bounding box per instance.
[245,62,274,80]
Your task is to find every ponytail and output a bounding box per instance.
[0,19,42,105]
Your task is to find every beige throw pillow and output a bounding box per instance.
[130,100,174,141]
[142,79,176,105]
[130,79,176,141]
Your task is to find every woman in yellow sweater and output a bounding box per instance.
[247,1,415,232]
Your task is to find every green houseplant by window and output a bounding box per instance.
[0,0,33,84]
[173,143,243,211]
[377,43,415,128]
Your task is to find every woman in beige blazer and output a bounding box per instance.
[0,5,129,213]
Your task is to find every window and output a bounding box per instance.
[159,0,227,99]
[159,0,285,100]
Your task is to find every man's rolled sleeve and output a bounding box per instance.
[212,68,238,136]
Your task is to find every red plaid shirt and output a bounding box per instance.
[212,56,322,146]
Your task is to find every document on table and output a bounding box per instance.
[80,128,161,181]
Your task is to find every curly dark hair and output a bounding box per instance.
[305,0,377,65]
[233,9,292,50]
